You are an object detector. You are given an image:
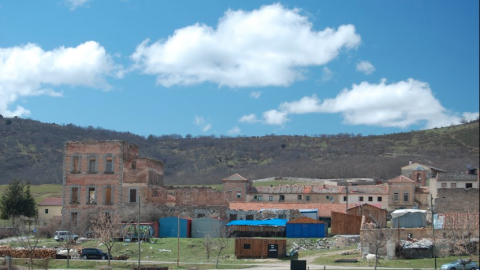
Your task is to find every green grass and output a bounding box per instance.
[0,184,63,204]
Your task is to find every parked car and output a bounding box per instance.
[441,259,478,270]
[54,231,79,242]
[80,248,112,260]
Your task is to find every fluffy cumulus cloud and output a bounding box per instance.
[194,116,212,132]
[356,60,375,75]
[238,114,260,123]
[131,3,361,88]
[228,126,241,135]
[244,79,479,129]
[0,41,120,117]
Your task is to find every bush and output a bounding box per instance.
[4,119,12,125]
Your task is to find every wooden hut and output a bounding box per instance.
[331,212,362,235]
[347,204,388,228]
[235,238,287,259]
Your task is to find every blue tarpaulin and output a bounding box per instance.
[226,219,288,227]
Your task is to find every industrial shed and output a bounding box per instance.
[226,219,287,237]
[286,217,326,238]
[391,209,427,228]
[235,238,287,259]
[159,217,192,238]
[191,217,227,238]
[347,204,388,228]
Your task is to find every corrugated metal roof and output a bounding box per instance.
[222,173,247,181]
[229,202,346,217]
[387,175,415,183]
[38,198,62,206]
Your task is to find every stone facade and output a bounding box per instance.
[435,188,480,213]
[387,176,415,210]
[62,141,165,224]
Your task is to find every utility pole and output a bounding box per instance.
[138,194,141,270]
[431,194,436,270]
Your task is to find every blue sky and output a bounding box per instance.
[1,0,478,137]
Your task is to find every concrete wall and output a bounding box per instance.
[38,205,62,225]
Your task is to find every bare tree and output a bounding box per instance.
[214,228,229,268]
[203,234,214,259]
[91,209,122,266]
[361,228,394,270]
[13,216,40,270]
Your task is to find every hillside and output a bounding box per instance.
[0,116,478,185]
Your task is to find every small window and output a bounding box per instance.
[229,214,237,221]
[403,192,409,202]
[466,183,473,188]
[377,197,382,202]
[72,156,80,173]
[130,189,137,203]
[105,186,112,205]
[393,192,399,202]
[246,215,254,220]
[368,196,373,202]
[197,214,205,218]
[71,187,79,204]
[306,195,310,201]
[253,195,258,200]
[298,195,302,200]
[236,191,242,198]
[132,160,137,169]
[279,195,285,201]
[88,188,96,204]
[45,209,49,214]
[71,212,78,222]
[243,244,251,249]
[105,157,113,173]
[89,158,96,173]
[343,196,347,202]
[359,196,364,202]
[269,196,273,201]
[440,183,447,188]
[450,183,456,188]
[258,195,263,201]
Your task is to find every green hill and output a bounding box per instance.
[0,117,478,185]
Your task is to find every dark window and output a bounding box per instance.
[132,160,136,169]
[368,196,373,202]
[359,196,364,202]
[279,195,285,201]
[298,195,302,200]
[71,187,79,204]
[105,157,113,173]
[244,244,251,249]
[45,209,49,214]
[229,214,237,221]
[258,195,263,201]
[246,215,254,220]
[269,196,273,201]
[377,197,382,202]
[197,214,205,218]
[130,189,137,203]
[306,196,310,201]
[403,192,409,202]
[466,183,473,188]
[89,158,96,173]
[393,192,399,202]
[71,212,78,222]
[72,156,80,173]
[343,196,347,201]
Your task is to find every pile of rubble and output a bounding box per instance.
[362,222,377,229]
[289,238,335,251]
[334,235,360,248]
[400,238,433,249]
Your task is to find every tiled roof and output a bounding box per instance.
[387,175,415,183]
[437,173,478,181]
[167,195,176,202]
[342,184,389,194]
[347,203,387,212]
[254,184,388,194]
[229,202,346,217]
[38,198,62,206]
[401,163,446,172]
[222,173,247,181]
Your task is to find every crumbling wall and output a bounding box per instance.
[435,188,480,213]
[173,187,228,206]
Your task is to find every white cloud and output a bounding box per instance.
[250,91,262,99]
[65,0,91,10]
[0,41,121,117]
[131,3,361,88]
[356,60,375,75]
[194,116,212,132]
[228,126,241,135]
[321,67,334,82]
[248,78,478,129]
[238,114,260,123]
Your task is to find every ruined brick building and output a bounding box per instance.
[62,141,166,223]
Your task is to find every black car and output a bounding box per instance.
[80,248,112,260]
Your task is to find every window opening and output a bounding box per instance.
[89,158,96,173]
[105,187,112,205]
[105,157,113,173]
[73,156,79,172]
[393,192,399,202]
[130,189,137,203]
[71,187,79,204]
[88,188,96,204]
[403,192,409,202]
[368,196,373,202]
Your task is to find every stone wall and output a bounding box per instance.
[435,188,480,213]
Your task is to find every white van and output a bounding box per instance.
[54,231,79,241]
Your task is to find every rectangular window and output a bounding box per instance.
[393,192,399,202]
[132,160,137,169]
[359,196,364,202]
[105,157,113,173]
[72,156,79,173]
[89,158,96,173]
[197,214,205,218]
[279,195,285,201]
[278,214,286,219]
[441,183,447,188]
[246,215,254,220]
[229,214,237,221]
[466,183,473,188]
[377,197,382,202]
[236,191,242,198]
[253,195,258,200]
[244,244,251,249]
[343,196,347,202]
[306,196,310,201]
[45,209,49,214]
[368,196,373,202]
[88,188,96,204]
[403,192,409,202]
[258,195,263,201]
[71,187,79,204]
[298,195,302,200]
[269,196,273,201]
[105,186,112,205]
[71,212,78,223]
[130,189,137,203]
[450,183,456,188]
